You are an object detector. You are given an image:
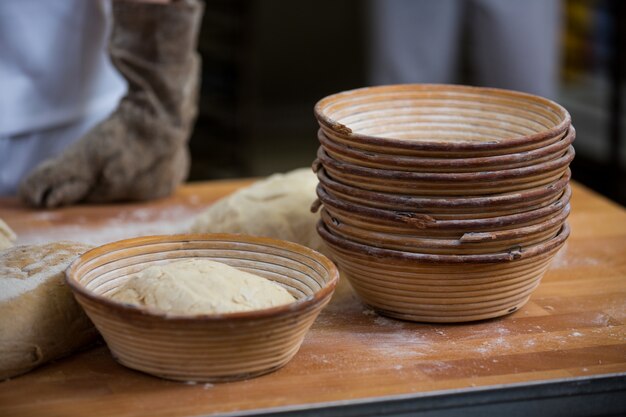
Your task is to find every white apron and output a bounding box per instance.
[0,0,126,195]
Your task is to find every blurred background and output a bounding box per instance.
[188,0,626,205]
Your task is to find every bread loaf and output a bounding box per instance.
[189,168,326,254]
[0,242,97,380]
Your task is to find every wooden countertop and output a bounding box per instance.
[0,180,625,417]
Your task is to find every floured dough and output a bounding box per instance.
[0,219,16,251]
[110,259,296,315]
[189,168,326,254]
[0,241,96,380]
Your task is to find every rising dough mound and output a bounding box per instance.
[110,259,296,315]
[189,168,325,254]
[0,218,16,251]
[0,241,96,380]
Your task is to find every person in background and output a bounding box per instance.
[0,0,204,207]
[368,0,561,99]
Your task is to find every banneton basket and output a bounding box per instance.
[317,126,576,173]
[320,203,569,255]
[316,184,572,238]
[318,222,570,323]
[314,84,571,158]
[315,146,574,196]
[317,167,571,218]
[66,234,339,382]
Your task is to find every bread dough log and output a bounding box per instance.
[0,219,16,251]
[0,242,97,380]
[189,168,326,254]
[110,259,295,315]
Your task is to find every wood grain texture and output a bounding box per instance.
[0,180,625,417]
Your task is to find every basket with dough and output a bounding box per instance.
[66,234,338,382]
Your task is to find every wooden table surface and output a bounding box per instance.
[0,180,625,417]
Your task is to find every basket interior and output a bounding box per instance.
[71,237,334,304]
[317,87,568,143]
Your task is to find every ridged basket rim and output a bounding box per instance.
[316,167,571,209]
[316,183,571,230]
[316,144,575,182]
[66,233,339,322]
[317,126,576,169]
[320,202,570,248]
[314,84,571,152]
[317,221,570,264]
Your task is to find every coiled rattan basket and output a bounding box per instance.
[66,234,339,382]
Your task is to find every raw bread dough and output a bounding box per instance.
[0,241,97,380]
[110,259,296,315]
[189,168,326,254]
[0,219,16,250]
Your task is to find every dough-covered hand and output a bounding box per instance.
[20,0,204,207]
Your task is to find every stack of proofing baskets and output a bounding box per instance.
[313,84,574,323]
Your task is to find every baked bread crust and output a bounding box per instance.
[0,242,96,380]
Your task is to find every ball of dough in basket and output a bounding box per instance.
[110,259,296,315]
[0,241,96,380]
[0,219,16,251]
[189,168,325,254]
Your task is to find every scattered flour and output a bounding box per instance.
[309,354,331,365]
[549,243,601,269]
[418,361,453,373]
[374,315,406,329]
[548,243,570,269]
[0,242,92,302]
[475,336,509,356]
[30,211,62,221]
[0,256,66,302]
[365,330,433,359]
[15,206,199,246]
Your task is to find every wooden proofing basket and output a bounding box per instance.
[316,167,571,218]
[317,126,575,173]
[314,84,571,158]
[66,234,339,382]
[320,203,569,255]
[316,145,574,196]
[315,183,572,238]
[318,222,569,323]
